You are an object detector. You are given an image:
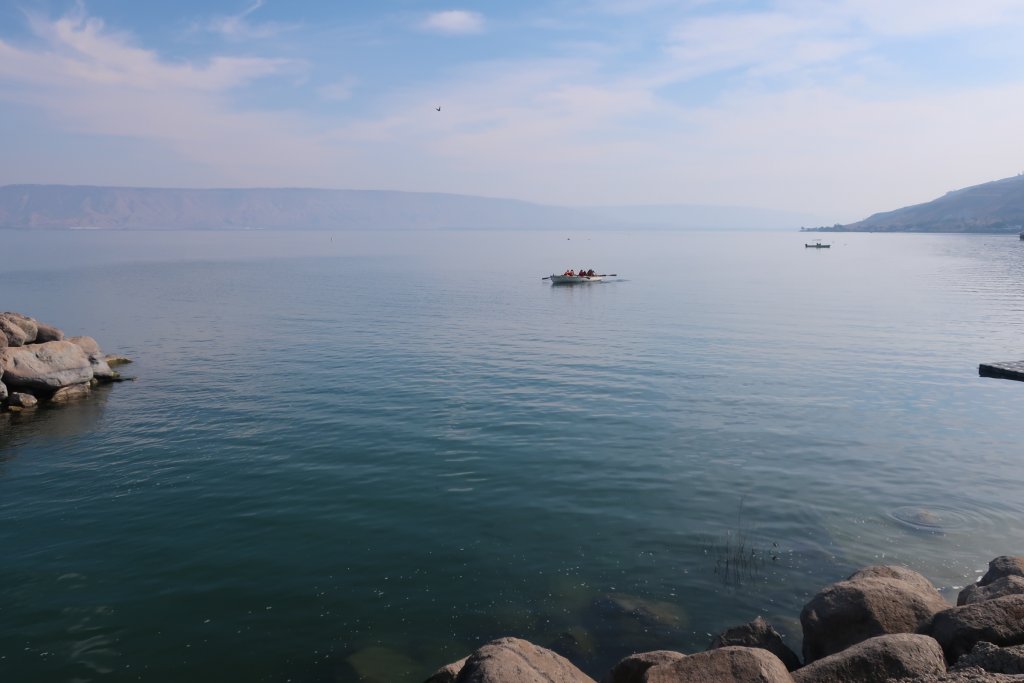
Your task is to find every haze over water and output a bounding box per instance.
[2,229,1023,682]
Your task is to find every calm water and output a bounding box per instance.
[2,229,1023,682]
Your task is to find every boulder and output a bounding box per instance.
[0,380,7,402]
[893,667,1024,682]
[981,558,1024,587]
[0,331,6,349]
[1,313,38,343]
[423,656,468,683]
[710,616,802,671]
[601,651,686,683]
[928,595,1024,663]
[67,336,117,381]
[960,576,1024,606]
[0,316,29,347]
[792,634,945,683]
[456,637,595,683]
[51,383,91,403]
[1,342,93,392]
[35,321,64,343]
[801,565,949,663]
[7,392,39,409]
[954,642,1024,675]
[644,646,793,683]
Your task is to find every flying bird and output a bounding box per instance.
[435,106,441,112]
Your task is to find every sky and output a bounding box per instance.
[2,1,1024,222]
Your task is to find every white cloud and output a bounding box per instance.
[203,0,298,41]
[420,10,485,35]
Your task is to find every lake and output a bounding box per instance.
[2,229,1023,682]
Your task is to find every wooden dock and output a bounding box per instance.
[979,361,1024,382]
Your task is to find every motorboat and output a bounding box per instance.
[805,241,831,248]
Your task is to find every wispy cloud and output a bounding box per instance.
[317,77,357,102]
[203,0,298,41]
[420,10,485,35]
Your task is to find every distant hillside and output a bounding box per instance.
[0,184,818,231]
[808,175,1024,233]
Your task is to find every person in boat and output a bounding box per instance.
[586,269,595,276]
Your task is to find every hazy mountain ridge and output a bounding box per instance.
[809,175,1024,233]
[0,185,817,231]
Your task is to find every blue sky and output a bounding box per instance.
[3,1,1024,221]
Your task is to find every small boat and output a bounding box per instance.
[548,274,603,284]
[805,240,831,248]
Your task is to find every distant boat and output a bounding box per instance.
[805,240,831,248]
[547,274,603,284]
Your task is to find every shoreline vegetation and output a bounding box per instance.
[423,556,1024,682]
[0,312,131,412]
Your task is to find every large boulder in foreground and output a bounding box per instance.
[959,576,1024,606]
[67,336,116,381]
[455,637,595,683]
[927,594,1024,663]
[1,341,93,393]
[710,616,802,671]
[644,646,794,683]
[601,650,685,683]
[792,634,946,683]
[800,565,949,663]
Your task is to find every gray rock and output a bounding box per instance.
[954,642,1024,675]
[50,383,91,403]
[456,637,595,683]
[67,336,117,381]
[981,559,1024,587]
[7,392,39,409]
[928,595,1024,663]
[0,316,29,347]
[601,651,686,683]
[960,577,1024,606]
[710,616,802,671]
[801,565,949,663]
[34,321,64,343]
[1,313,37,343]
[792,634,945,683]
[892,667,1024,682]
[423,656,468,683]
[644,646,793,683]
[1,341,93,392]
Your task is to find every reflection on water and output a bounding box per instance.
[0,384,112,460]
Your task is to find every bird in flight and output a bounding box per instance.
[435,106,441,112]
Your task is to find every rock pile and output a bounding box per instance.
[424,556,1024,682]
[0,312,130,412]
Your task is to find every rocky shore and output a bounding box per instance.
[425,556,1024,682]
[0,311,131,411]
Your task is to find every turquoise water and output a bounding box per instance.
[2,230,1023,682]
